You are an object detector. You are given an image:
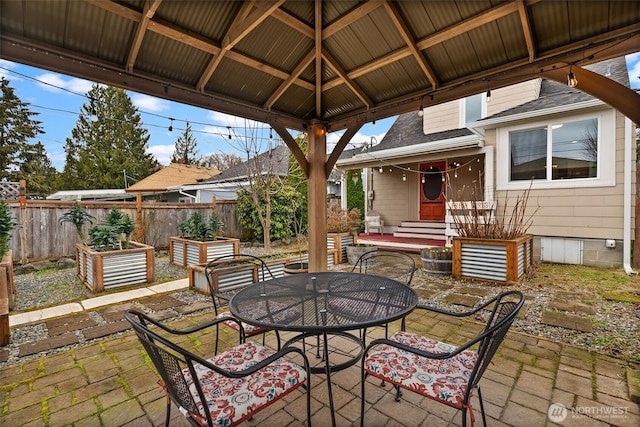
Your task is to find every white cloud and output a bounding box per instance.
[0,59,18,80]
[132,93,169,112]
[36,72,94,94]
[147,144,175,166]
[625,53,640,89]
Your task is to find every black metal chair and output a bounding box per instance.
[360,290,525,427]
[124,309,311,427]
[346,249,417,341]
[204,254,289,354]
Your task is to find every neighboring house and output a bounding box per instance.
[176,144,343,202]
[124,163,220,202]
[46,189,136,202]
[337,57,636,270]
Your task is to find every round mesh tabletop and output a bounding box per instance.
[229,272,418,333]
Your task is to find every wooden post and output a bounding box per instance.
[19,180,27,265]
[135,193,143,243]
[0,266,8,346]
[211,196,217,212]
[307,122,328,272]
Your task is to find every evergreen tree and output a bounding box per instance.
[170,121,199,165]
[59,85,156,189]
[15,142,58,197]
[0,78,44,181]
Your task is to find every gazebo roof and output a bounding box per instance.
[2,0,639,131]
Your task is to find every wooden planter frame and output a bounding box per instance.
[76,242,155,292]
[327,232,355,264]
[452,234,534,283]
[188,248,339,294]
[0,250,13,346]
[169,236,240,268]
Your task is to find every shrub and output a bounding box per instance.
[58,201,95,244]
[450,180,538,240]
[326,200,361,233]
[177,211,224,242]
[88,206,136,251]
[0,201,19,258]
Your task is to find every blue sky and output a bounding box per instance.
[1,53,639,171]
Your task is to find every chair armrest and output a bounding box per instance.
[129,309,243,337]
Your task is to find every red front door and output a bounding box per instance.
[420,161,446,221]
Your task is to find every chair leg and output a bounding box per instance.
[274,330,281,350]
[164,400,171,427]
[477,385,487,426]
[214,324,220,355]
[394,384,402,402]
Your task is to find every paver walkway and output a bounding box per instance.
[1,278,639,426]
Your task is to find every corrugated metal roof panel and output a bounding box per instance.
[206,58,283,106]
[235,18,313,74]
[135,31,211,86]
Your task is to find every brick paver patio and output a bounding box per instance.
[1,293,639,427]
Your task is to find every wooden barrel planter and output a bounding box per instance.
[283,261,308,275]
[421,247,452,275]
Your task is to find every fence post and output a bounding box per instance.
[19,180,27,265]
[211,196,217,212]
[135,193,143,243]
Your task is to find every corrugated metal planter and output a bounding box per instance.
[76,242,155,292]
[188,249,339,294]
[452,234,533,283]
[327,232,354,264]
[169,236,240,268]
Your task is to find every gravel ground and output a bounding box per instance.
[9,248,640,363]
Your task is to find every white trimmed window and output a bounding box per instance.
[496,111,615,190]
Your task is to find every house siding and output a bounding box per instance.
[486,80,541,117]
[489,110,634,246]
[371,165,418,225]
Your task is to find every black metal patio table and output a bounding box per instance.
[229,271,418,427]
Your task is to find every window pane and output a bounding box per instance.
[509,127,546,181]
[465,94,482,123]
[551,118,598,180]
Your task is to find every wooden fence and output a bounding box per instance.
[2,197,245,263]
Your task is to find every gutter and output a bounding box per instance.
[623,117,637,275]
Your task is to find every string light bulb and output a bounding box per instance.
[567,65,578,88]
[421,175,425,184]
[168,118,174,134]
[402,172,406,181]
[227,126,232,139]
[417,95,424,117]
[486,89,491,102]
[379,165,383,173]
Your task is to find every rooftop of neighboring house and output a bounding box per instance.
[202,144,342,184]
[201,144,290,183]
[365,56,630,155]
[124,163,220,193]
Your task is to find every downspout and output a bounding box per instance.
[179,189,197,203]
[623,117,637,275]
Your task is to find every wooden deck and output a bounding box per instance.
[355,232,445,252]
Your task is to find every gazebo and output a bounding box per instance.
[2,0,639,270]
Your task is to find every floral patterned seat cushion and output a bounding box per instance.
[363,331,478,408]
[182,341,307,427]
[217,300,301,335]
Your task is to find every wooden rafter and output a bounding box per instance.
[322,49,372,109]
[517,0,536,62]
[383,0,438,88]
[314,0,322,118]
[126,0,162,73]
[197,1,285,92]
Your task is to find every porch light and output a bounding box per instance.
[567,65,578,87]
[352,173,360,184]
